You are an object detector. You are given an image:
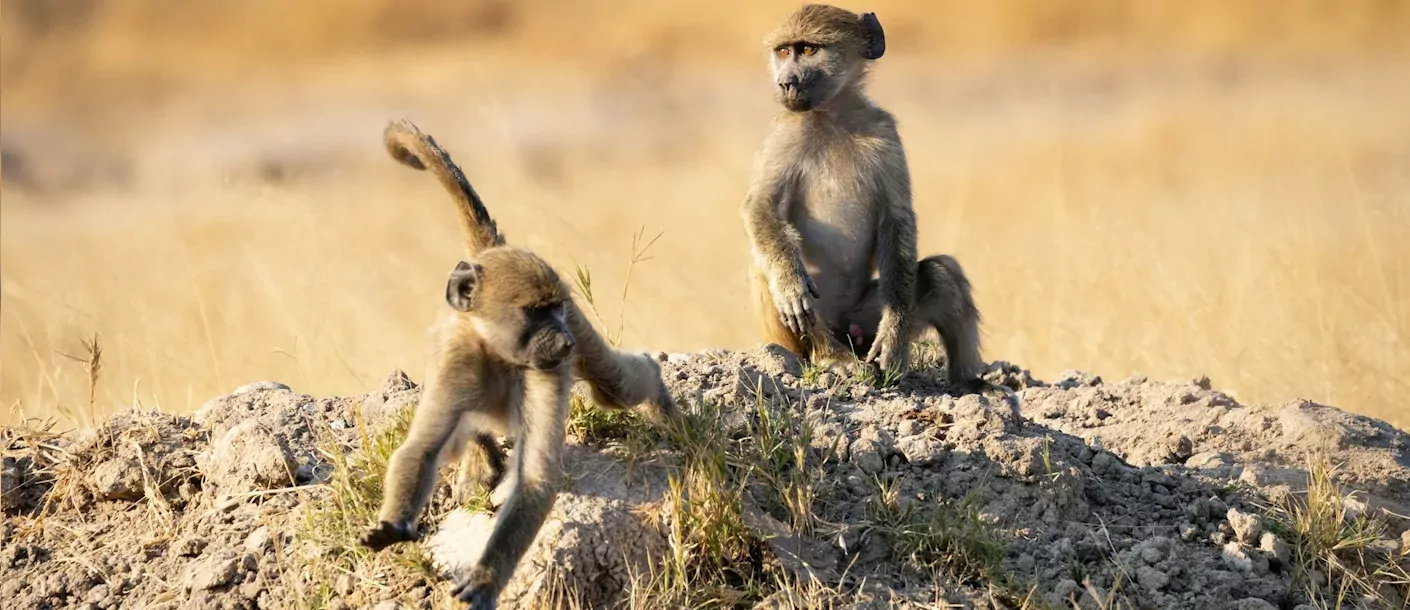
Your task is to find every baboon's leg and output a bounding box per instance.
[845,255,983,386]
[451,434,505,506]
[750,264,854,369]
[360,374,472,550]
[452,367,569,609]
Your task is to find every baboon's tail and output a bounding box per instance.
[383,120,505,256]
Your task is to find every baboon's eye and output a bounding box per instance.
[800,45,818,56]
[774,46,791,59]
[527,302,565,321]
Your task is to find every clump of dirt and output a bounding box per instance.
[3,348,1407,609]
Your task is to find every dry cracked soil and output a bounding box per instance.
[3,346,1408,609]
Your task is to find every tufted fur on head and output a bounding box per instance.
[762,4,885,60]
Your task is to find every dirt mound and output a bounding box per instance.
[3,348,1407,609]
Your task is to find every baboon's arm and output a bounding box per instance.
[364,360,479,549]
[864,143,919,374]
[741,153,818,336]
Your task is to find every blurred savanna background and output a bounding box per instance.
[2,0,1407,429]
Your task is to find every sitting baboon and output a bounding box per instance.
[742,4,985,388]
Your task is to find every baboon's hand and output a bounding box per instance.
[358,520,418,551]
[769,268,820,337]
[453,567,500,610]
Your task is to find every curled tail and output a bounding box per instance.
[383,119,505,256]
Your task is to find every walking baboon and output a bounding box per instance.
[360,120,675,609]
[742,4,985,387]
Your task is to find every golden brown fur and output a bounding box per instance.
[361,120,675,609]
[744,5,985,387]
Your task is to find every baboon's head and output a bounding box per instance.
[447,248,575,370]
[763,4,885,113]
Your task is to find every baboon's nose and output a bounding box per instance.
[549,334,574,362]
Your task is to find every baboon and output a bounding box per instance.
[742,4,985,388]
[360,120,676,609]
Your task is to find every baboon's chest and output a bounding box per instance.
[788,142,881,286]
[790,142,879,241]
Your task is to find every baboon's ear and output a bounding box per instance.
[859,13,885,60]
[446,260,480,312]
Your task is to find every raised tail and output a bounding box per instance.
[383,119,505,256]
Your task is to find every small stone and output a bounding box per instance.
[1139,544,1165,565]
[1259,532,1290,567]
[952,393,1020,433]
[244,526,272,554]
[90,459,146,502]
[810,423,848,462]
[754,344,804,378]
[233,381,291,395]
[335,574,355,596]
[1232,599,1277,610]
[895,435,945,467]
[849,439,885,474]
[239,581,264,600]
[185,552,239,591]
[1227,508,1264,544]
[1222,542,1253,572]
[202,421,297,492]
[896,420,920,438]
[174,536,208,557]
[1166,435,1194,462]
[1136,565,1169,591]
[1185,451,1232,470]
[373,602,399,610]
[87,584,109,603]
[380,370,416,393]
[1091,452,1117,475]
[0,458,22,512]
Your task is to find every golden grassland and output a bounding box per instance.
[2,1,1407,429]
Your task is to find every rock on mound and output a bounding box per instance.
[425,447,671,607]
[2,350,1407,609]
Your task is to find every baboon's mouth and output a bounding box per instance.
[781,95,815,112]
[529,354,568,370]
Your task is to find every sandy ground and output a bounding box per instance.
[3,350,1407,608]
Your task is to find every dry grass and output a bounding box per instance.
[1266,457,1410,609]
[292,400,463,608]
[2,2,1408,430]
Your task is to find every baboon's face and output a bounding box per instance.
[513,299,574,370]
[770,42,857,113]
[448,251,575,370]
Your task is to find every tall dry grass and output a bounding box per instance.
[2,1,1407,429]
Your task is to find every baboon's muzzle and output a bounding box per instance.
[777,74,817,112]
[528,329,574,370]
